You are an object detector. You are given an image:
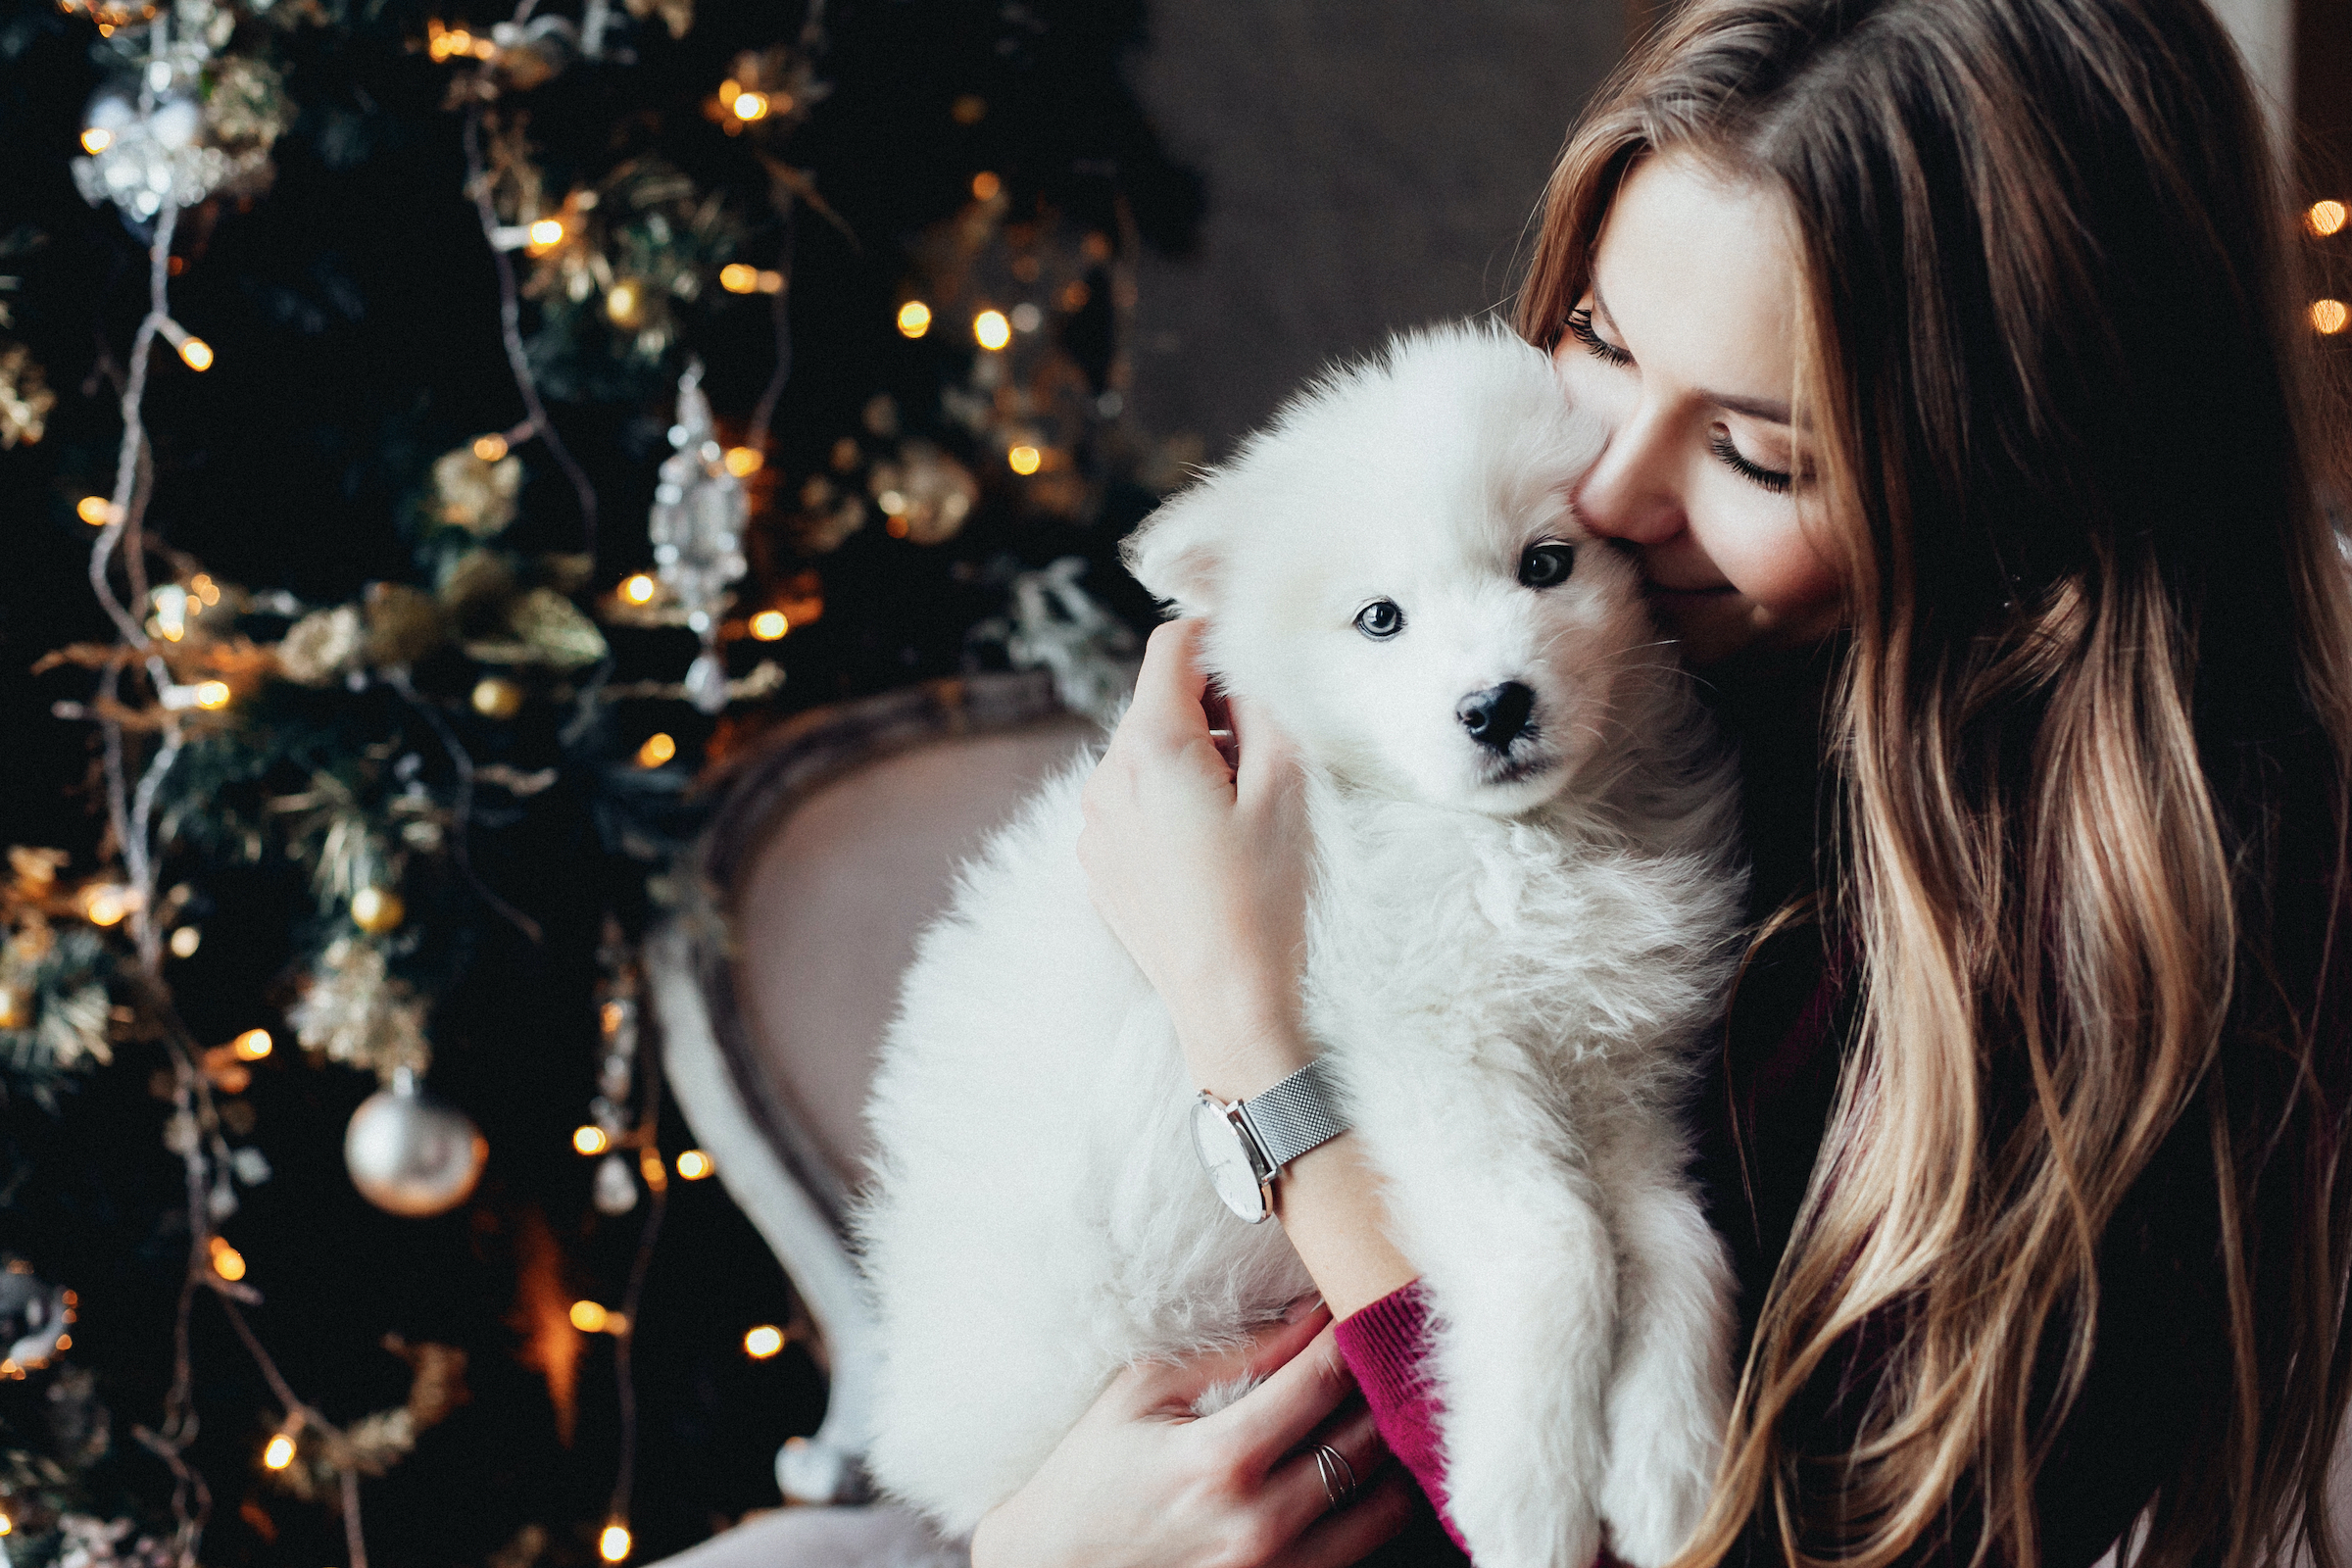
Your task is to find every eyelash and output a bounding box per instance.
[1571,304,1796,496]
[1709,429,1793,495]
[1565,308,1632,368]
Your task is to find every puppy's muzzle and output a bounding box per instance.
[1456,681,1536,753]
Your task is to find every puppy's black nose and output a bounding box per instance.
[1456,681,1535,752]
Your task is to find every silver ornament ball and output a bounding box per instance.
[345,1077,487,1217]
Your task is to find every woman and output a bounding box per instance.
[973,1,2352,1564]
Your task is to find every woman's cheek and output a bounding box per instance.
[1714,508,1844,622]
[1554,351,1637,431]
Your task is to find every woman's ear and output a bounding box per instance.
[1119,486,1227,617]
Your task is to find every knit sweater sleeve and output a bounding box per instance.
[1333,1280,1474,1561]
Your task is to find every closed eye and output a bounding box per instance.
[1708,428,1793,495]
[1566,307,1632,369]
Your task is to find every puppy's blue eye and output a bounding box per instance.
[1519,542,1575,589]
[1354,600,1404,640]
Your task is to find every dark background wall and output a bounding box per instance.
[1122,0,1628,458]
[1118,0,2344,463]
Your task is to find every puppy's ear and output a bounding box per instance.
[1119,487,1227,616]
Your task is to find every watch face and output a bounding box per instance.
[1190,1096,1271,1223]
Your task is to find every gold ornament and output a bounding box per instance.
[431,447,523,537]
[0,343,53,449]
[288,938,430,1079]
[276,605,365,686]
[625,0,694,40]
[465,587,608,669]
[470,676,525,719]
[365,583,449,667]
[36,986,112,1070]
[867,441,978,546]
[350,887,406,935]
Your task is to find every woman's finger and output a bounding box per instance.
[1200,1319,1359,1461]
[1113,1301,1332,1418]
[1122,617,1214,747]
[1262,1395,1391,1544]
[1283,1464,1421,1568]
[1226,689,1303,811]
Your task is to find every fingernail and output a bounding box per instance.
[1283,1293,1325,1323]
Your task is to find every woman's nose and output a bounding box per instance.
[1571,402,1688,548]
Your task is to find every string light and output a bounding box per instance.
[157,318,215,372]
[151,583,189,641]
[606,281,643,328]
[599,1522,632,1563]
[675,1150,713,1179]
[973,310,1011,351]
[190,573,220,606]
[81,886,132,927]
[897,300,932,338]
[635,732,677,768]
[722,446,762,477]
[349,886,406,934]
[0,1511,13,1535]
[527,218,564,249]
[262,1431,296,1470]
[208,1236,246,1283]
[620,573,658,605]
[2309,201,2348,238]
[192,681,231,710]
[76,496,116,526]
[743,1324,784,1358]
[2314,300,2350,336]
[232,1028,272,1060]
[169,925,201,957]
[472,432,509,462]
[970,171,1001,201]
[719,263,760,294]
[573,1125,612,1155]
[1007,445,1042,476]
[80,127,111,154]
[748,611,788,641]
[426,22,496,61]
[569,1300,610,1333]
[731,90,770,122]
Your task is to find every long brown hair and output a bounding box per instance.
[1518,3,2352,1565]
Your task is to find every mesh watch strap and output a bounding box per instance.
[1237,1059,1347,1171]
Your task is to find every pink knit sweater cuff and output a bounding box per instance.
[1334,1280,1472,1559]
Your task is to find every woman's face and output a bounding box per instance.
[1554,148,1847,666]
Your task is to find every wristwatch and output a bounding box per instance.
[1190,1059,1348,1224]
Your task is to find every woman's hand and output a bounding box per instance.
[1079,617,1315,1099]
[969,1303,1416,1568]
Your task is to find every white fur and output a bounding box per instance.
[857,321,1745,1567]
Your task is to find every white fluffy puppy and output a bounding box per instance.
[858,320,1745,1568]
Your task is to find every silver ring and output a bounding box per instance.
[1313,1443,1358,1510]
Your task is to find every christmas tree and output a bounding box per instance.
[0,0,1199,1561]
